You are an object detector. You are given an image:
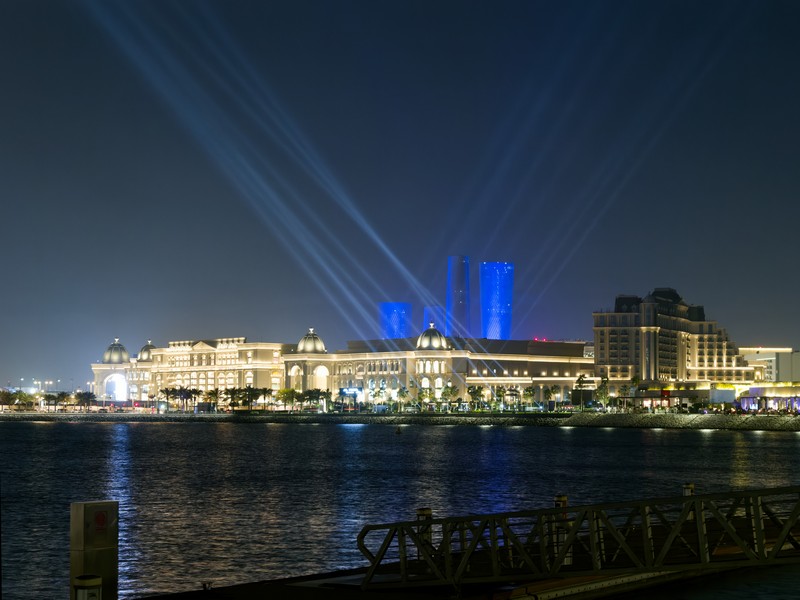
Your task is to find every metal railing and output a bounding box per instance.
[357,486,800,590]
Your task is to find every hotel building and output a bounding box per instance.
[593,288,761,388]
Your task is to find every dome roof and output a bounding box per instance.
[102,338,129,364]
[416,322,448,350]
[297,328,326,353]
[138,340,156,362]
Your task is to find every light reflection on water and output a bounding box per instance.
[2,422,800,599]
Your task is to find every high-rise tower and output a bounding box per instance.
[379,302,412,339]
[445,255,471,337]
[480,261,514,340]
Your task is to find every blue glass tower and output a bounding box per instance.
[445,255,471,337]
[422,305,445,333]
[480,261,514,340]
[379,302,412,339]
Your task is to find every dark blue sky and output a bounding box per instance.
[1,0,798,389]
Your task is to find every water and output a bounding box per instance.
[2,422,800,599]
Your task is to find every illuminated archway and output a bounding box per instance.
[312,365,329,390]
[104,373,128,402]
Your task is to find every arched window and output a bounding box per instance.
[313,365,329,390]
[289,365,303,390]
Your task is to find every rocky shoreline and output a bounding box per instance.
[2,411,800,431]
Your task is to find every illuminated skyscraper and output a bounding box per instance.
[480,261,514,340]
[445,255,471,337]
[379,302,412,339]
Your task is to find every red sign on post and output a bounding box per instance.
[94,510,108,533]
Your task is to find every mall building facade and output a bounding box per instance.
[90,287,774,409]
[90,325,595,408]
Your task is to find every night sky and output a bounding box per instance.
[2,0,798,390]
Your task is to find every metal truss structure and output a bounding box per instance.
[357,486,800,590]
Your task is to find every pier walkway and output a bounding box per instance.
[146,485,800,599]
[357,485,800,593]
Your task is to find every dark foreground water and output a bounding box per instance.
[2,422,800,599]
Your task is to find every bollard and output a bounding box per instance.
[70,501,118,600]
[73,575,102,600]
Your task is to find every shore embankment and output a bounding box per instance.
[3,411,800,431]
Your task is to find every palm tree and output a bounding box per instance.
[225,387,241,411]
[523,385,537,411]
[12,390,34,411]
[575,374,587,412]
[43,393,57,412]
[0,389,13,411]
[617,383,631,412]
[187,388,203,412]
[205,388,223,412]
[596,377,610,410]
[277,388,297,412]
[173,386,195,412]
[301,388,325,412]
[543,385,560,410]
[417,387,433,411]
[397,386,409,413]
[75,391,96,412]
[440,384,458,412]
[56,391,71,411]
[467,385,484,411]
[259,387,274,411]
[494,386,506,412]
[160,387,178,412]
[242,385,259,410]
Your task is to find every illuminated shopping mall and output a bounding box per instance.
[89,284,800,411]
[90,325,594,410]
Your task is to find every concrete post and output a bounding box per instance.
[70,501,118,600]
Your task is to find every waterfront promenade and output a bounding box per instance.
[3,410,800,431]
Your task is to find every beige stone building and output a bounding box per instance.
[593,288,762,390]
[91,324,595,409]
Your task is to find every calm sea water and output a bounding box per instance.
[2,422,800,599]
